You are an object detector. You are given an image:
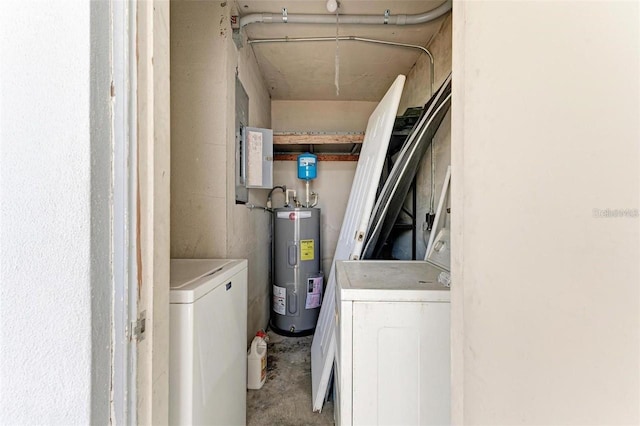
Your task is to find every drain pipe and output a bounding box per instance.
[240,0,451,28]
[249,36,435,96]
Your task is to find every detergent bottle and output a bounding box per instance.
[247,330,268,390]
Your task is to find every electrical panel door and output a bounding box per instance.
[242,127,273,189]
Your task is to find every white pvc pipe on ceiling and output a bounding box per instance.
[240,0,452,28]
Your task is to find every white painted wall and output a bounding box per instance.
[226,21,273,340]
[451,2,640,424]
[272,100,378,132]
[171,0,229,258]
[0,0,112,423]
[89,1,113,422]
[170,0,272,342]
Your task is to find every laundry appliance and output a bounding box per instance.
[334,228,451,425]
[169,258,248,426]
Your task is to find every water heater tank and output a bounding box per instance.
[297,153,317,181]
[271,207,323,336]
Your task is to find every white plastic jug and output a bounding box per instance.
[247,331,267,390]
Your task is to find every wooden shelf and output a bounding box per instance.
[273,132,364,145]
[274,153,359,162]
[273,132,363,161]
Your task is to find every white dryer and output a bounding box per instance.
[169,259,248,426]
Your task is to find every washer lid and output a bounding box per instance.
[170,259,233,289]
[336,260,450,302]
[170,259,247,304]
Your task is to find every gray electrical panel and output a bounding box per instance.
[236,77,273,199]
[235,77,249,203]
[271,207,323,336]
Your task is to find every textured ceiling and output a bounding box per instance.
[237,1,448,101]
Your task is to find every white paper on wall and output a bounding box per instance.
[247,130,263,187]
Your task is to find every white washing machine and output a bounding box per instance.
[169,259,248,426]
[334,228,451,426]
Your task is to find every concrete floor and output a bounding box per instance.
[247,331,335,426]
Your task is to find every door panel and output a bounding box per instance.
[311,75,406,411]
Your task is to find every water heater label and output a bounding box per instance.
[305,276,323,309]
[276,211,312,220]
[300,239,315,261]
[273,285,286,315]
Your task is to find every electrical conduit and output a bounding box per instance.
[239,0,452,28]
